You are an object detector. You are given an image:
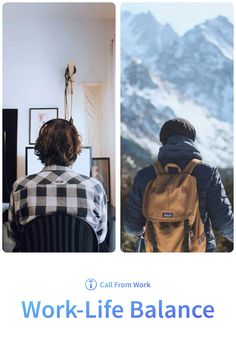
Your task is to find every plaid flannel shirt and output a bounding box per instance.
[8,165,107,243]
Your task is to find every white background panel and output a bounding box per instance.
[1,0,235,353]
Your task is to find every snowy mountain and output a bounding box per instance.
[156,16,233,122]
[121,11,178,63]
[121,12,233,173]
[200,16,233,60]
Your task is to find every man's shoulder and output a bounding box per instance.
[191,161,216,179]
[136,164,156,179]
[133,164,157,190]
[12,169,65,191]
[66,171,105,193]
[79,175,105,191]
[12,174,39,192]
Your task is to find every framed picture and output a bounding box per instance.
[29,108,58,144]
[92,158,110,202]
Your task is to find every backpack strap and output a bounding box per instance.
[147,221,158,252]
[153,161,182,174]
[182,159,202,174]
[152,160,165,175]
[154,159,201,175]
[164,163,181,174]
[183,220,190,252]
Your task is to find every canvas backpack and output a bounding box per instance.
[143,159,206,252]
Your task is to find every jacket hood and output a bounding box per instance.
[158,134,202,161]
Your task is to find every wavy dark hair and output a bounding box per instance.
[34,118,82,166]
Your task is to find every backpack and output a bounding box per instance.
[143,159,206,252]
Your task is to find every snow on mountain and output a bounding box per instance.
[121,12,233,170]
[156,18,233,122]
[121,11,177,63]
[122,59,158,90]
[200,16,233,60]
[122,69,233,168]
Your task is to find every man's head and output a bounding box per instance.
[159,118,196,145]
[35,118,82,166]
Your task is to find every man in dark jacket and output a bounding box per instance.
[124,118,233,252]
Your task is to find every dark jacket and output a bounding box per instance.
[124,135,233,251]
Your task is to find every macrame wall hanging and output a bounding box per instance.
[81,69,104,156]
[64,62,77,123]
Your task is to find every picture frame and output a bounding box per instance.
[92,157,110,202]
[29,107,58,144]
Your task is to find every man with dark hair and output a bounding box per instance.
[124,118,233,252]
[8,119,107,245]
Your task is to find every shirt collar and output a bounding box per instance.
[42,165,73,172]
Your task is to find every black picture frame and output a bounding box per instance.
[92,157,111,202]
[29,107,58,144]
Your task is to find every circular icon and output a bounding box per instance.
[85,278,97,291]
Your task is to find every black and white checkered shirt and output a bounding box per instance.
[8,165,107,243]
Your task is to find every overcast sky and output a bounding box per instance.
[122,3,233,35]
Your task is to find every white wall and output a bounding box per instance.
[3,3,115,205]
